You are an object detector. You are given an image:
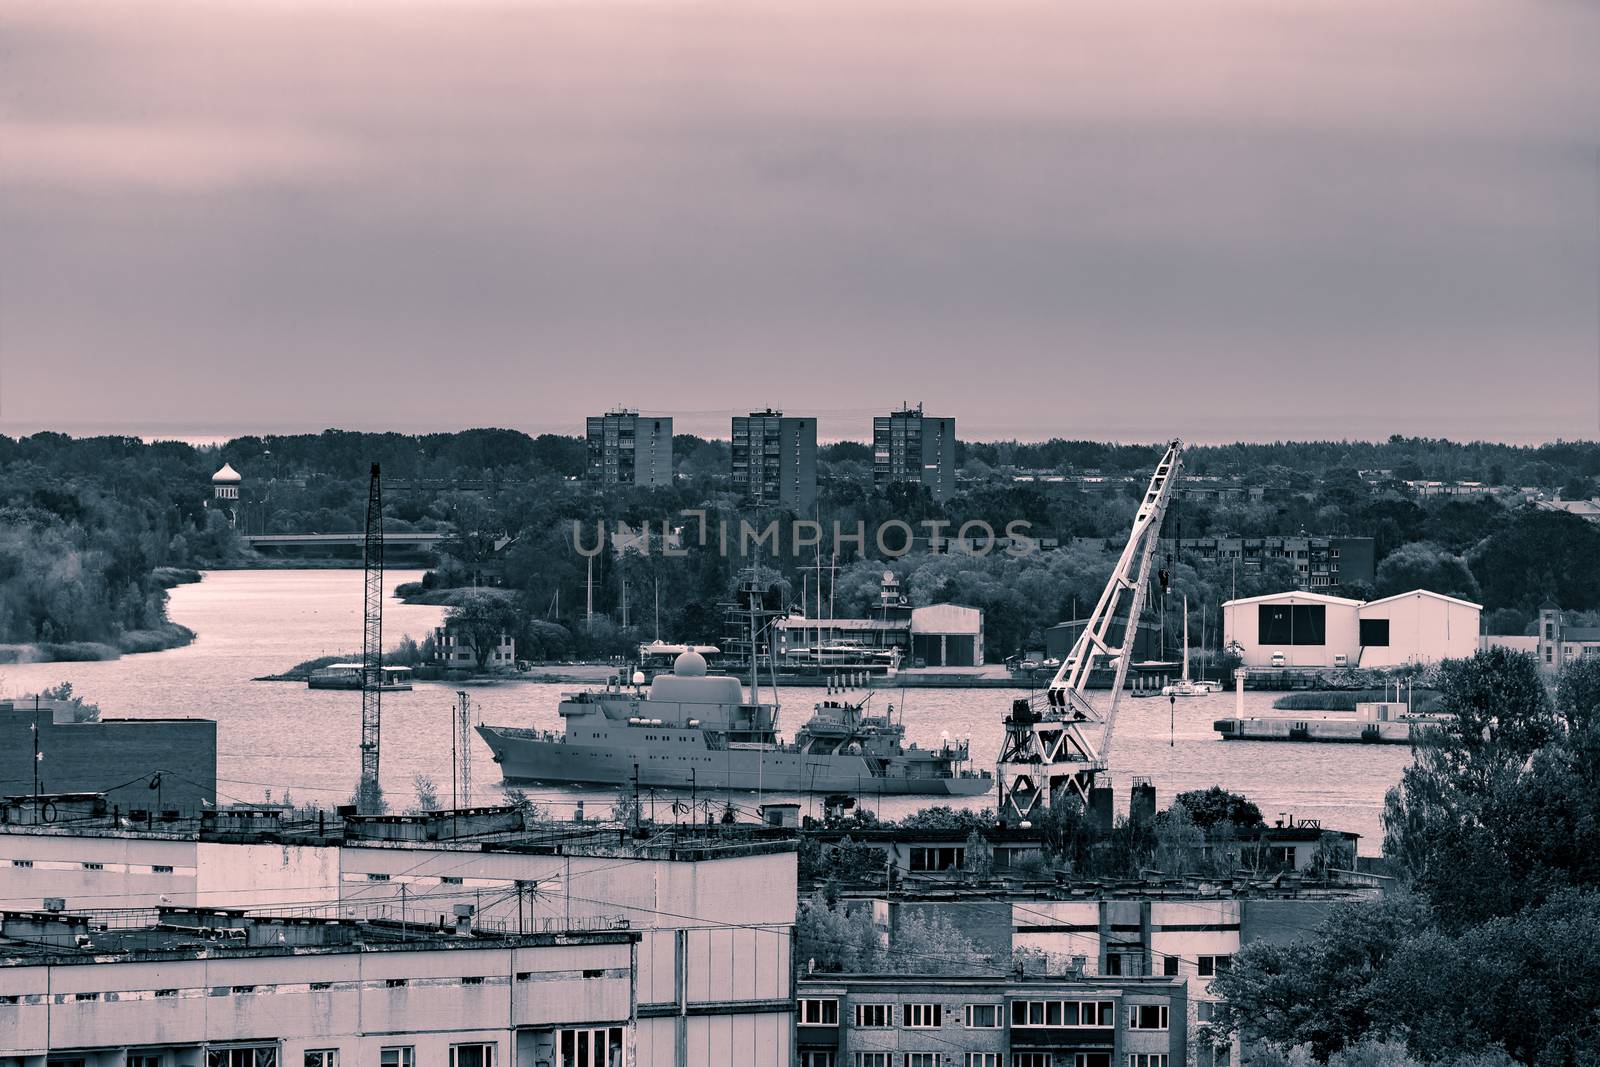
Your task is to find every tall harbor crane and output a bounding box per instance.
[357,462,385,814]
[996,440,1184,822]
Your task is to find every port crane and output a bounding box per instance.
[357,463,385,813]
[996,439,1183,821]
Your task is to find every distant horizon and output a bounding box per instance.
[2,417,1594,451]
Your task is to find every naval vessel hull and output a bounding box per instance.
[477,726,991,796]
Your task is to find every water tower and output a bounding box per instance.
[210,462,242,528]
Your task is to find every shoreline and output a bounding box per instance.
[0,569,203,665]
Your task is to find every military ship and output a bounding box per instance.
[476,649,991,796]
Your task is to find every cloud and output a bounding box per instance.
[0,0,1595,441]
[2,120,359,193]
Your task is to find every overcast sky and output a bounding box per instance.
[2,0,1596,444]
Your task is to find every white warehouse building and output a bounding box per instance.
[1223,588,1481,669]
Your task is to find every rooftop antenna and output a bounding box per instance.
[357,463,384,814]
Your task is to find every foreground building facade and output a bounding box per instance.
[796,972,1188,1067]
[0,812,795,1067]
[0,912,634,1066]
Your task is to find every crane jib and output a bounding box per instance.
[997,440,1184,821]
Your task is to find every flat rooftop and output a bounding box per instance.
[0,804,796,862]
[0,911,635,967]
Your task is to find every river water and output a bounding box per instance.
[0,570,1409,853]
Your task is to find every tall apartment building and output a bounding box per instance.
[586,409,673,487]
[873,404,956,502]
[731,409,817,511]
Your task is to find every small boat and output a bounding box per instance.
[1161,596,1221,697]
[307,664,414,691]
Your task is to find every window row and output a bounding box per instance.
[805,1056,1113,1067]
[1010,999,1115,1028]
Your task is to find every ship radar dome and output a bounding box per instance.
[673,650,707,677]
[211,462,242,484]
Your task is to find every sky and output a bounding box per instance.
[1,0,1597,445]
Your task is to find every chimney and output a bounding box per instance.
[453,904,475,936]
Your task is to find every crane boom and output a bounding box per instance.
[357,463,384,814]
[996,439,1183,821]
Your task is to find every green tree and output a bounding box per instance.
[1174,787,1266,832]
[1210,895,1434,1059]
[795,892,879,973]
[881,908,994,973]
[1469,510,1600,611]
[1373,541,1480,602]
[1556,657,1600,732]
[444,590,522,671]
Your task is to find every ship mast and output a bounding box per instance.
[995,440,1183,821]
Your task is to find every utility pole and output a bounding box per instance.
[31,694,42,816]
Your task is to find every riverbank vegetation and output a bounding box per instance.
[1272,689,1442,713]
[1211,652,1600,1064]
[6,430,1599,665]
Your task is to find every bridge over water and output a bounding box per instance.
[241,531,448,560]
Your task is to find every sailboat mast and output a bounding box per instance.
[1182,595,1191,683]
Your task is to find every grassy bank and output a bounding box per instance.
[1272,688,1442,713]
[0,622,197,664]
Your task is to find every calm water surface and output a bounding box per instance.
[1,570,1408,852]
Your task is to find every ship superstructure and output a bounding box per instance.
[477,650,989,796]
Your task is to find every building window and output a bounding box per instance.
[154,989,178,998]
[441,876,463,885]
[207,1049,278,1067]
[366,873,391,882]
[800,1055,835,1067]
[964,1003,1002,1028]
[82,862,104,871]
[965,1057,1002,1067]
[853,1057,891,1067]
[799,998,839,1025]
[1128,1058,1168,1067]
[909,846,965,871]
[1072,1058,1110,1067]
[380,1050,414,1067]
[907,1057,939,1067]
[1129,1004,1169,1030]
[129,1056,164,1067]
[1013,1055,1051,1067]
[1162,954,1179,976]
[1197,1001,1215,1021]
[1258,604,1326,646]
[449,1045,495,1067]
[904,1003,943,1028]
[461,976,484,985]
[1198,955,1232,977]
[305,1053,338,1067]
[1103,952,1122,975]
[1358,619,1390,647]
[385,979,408,988]
[152,865,175,874]
[855,1003,893,1028]
[11,860,31,868]
[1010,1000,1115,1027]
[555,1027,622,1067]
